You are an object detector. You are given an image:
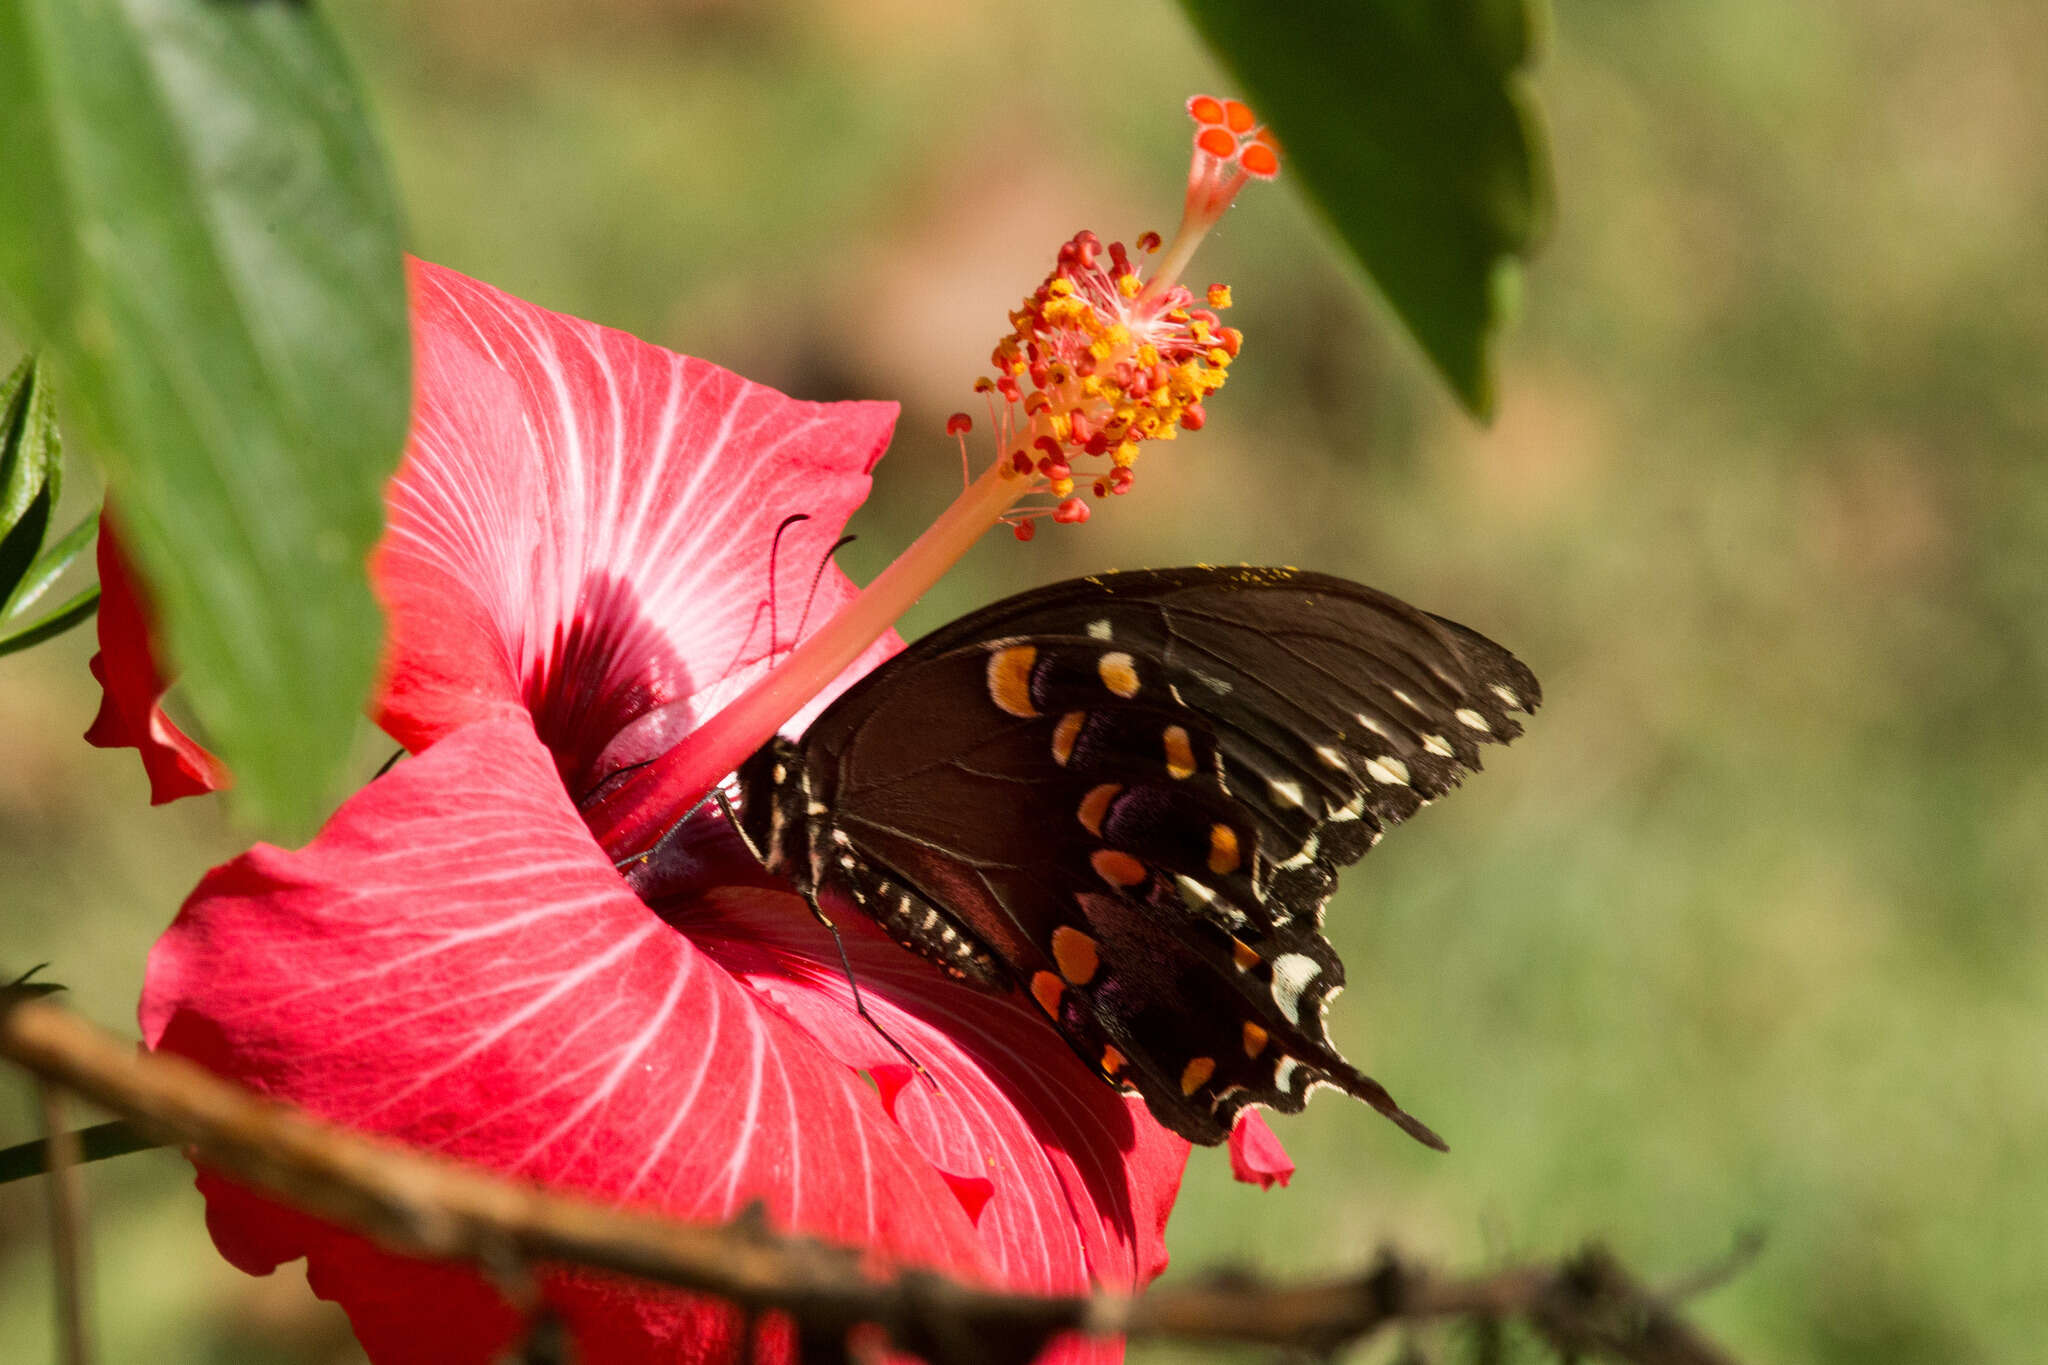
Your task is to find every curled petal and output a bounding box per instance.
[377,261,901,804]
[83,523,227,804]
[1227,1110,1295,1190]
[142,718,1182,1361]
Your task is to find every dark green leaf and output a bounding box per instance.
[0,1120,164,1186]
[0,584,100,656]
[4,508,97,620]
[0,355,61,613]
[0,0,411,829]
[1179,1,1553,418]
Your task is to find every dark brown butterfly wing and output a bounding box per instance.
[786,567,1539,1146]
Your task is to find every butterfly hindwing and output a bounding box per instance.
[752,567,1538,1148]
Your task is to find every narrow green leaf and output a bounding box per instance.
[4,508,98,619]
[0,0,411,829]
[0,1120,163,1186]
[0,355,61,611]
[1178,1,1553,418]
[0,584,100,655]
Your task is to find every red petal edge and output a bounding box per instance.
[143,718,1185,1363]
[83,522,228,804]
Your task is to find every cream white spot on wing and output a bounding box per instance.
[1325,791,1365,821]
[1270,952,1321,1025]
[1315,744,1349,770]
[1456,707,1491,733]
[1364,756,1411,787]
[1391,688,1418,710]
[1268,778,1306,808]
[1274,1057,1302,1093]
[1086,618,1113,640]
[1275,834,1321,871]
[807,800,828,815]
[1491,683,1522,709]
[1356,713,1392,740]
[1423,734,1455,757]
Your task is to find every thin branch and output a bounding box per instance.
[0,986,1745,1364]
[0,1119,162,1185]
[37,1079,94,1365]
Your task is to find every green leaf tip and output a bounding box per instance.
[0,0,411,830]
[1178,0,1555,419]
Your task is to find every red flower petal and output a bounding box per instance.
[82,523,228,804]
[376,260,901,804]
[1226,1110,1294,1190]
[143,717,1185,1361]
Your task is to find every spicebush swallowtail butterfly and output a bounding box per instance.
[729,566,1538,1149]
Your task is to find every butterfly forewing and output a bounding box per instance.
[755,567,1538,1148]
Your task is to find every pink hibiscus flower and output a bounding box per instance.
[93,98,1299,1361]
[110,260,1195,1363]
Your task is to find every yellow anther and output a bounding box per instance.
[1112,443,1139,468]
[1088,339,1114,362]
[1206,347,1231,367]
[1105,324,1131,347]
[1047,277,1076,297]
[1189,320,1213,343]
[1048,412,1072,442]
[1206,283,1233,309]
[1136,344,1160,368]
[1051,477,1075,497]
[1117,273,1142,299]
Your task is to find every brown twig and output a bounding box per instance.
[37,1078,93,1365]
[0,986,1745,1364]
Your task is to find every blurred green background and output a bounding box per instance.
[5,0,2046,1360]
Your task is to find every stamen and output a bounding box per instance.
[587,98,1277,858]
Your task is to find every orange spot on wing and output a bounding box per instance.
[1090,849,1148,888]
[1052,711,1085,765]
[1231,936,1260,972]
[1208,823,1241,875]
[1030,971,1065,1018]
[1052,925,1101,985]
[1242,1022,1270,1057]
[1180,1056,1217,1095]
[987,645,1039,718]
[1077,782,1121,836]
[1163,725,1197,779]
[1097,651,1140,698]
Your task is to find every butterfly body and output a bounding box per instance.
[733,566,1539,1148]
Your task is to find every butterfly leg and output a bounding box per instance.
[803,889,939,1091]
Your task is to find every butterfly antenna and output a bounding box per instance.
[611,788,717,872]
[766,512,810,662]
[792,534,858,645]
